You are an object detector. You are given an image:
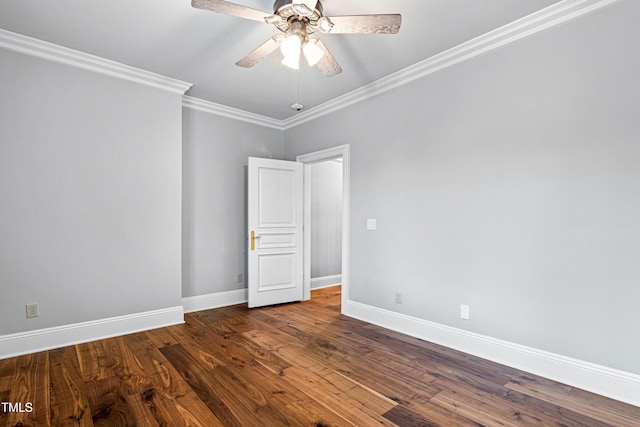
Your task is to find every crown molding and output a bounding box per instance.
[0,29,192,95]
[182,96,284,130]
[1,0,623,127]
[281,0,625,130]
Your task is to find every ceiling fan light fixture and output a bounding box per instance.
[192,0,401,77]
[303,38,324,66]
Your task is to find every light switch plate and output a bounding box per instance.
[460,304,470,320]
[367,218,377,230]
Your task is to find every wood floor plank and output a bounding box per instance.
[359,324,514,387]
[0,358,16,386]
[506,378,640,427]
[121,332,225,427]
[433,388,535,427]
[250,324,434,396]
[143,324,184,349]
[364,322,525,380]
[245,328,327,370]
[160,344,286,427]
[247,328,448,424]
[158,344,243,426]
[284,399,353,427]
[281,365,398,426]
[48,346,94,427]
[148,321,228,371]
[77,337,154,397]
[6,352,50,427]
[85,377,138,427]
[0,357,16,425]
[383,399,483,427]
[503,386,614,427]
[382,405,442,427]
[122,387,222,427]
[231,359,358,426]
[196,304,288,335]
[188,313,291,374]
[569,387,640,421]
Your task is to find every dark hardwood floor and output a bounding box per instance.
[1,285,639,426]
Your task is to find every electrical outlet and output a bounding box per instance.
[26,303,39,319]
[236,273,243,283]
[460,304,470,320]
[394,292,403,304]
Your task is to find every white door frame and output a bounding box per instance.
[296,144,350,314]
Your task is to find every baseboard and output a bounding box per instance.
[311,275,342,290]
[0,306,184,360]
[346,300,640,408]
[182,288,248,313]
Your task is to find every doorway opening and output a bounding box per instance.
[309,159,342,298]
[297,145,350,314]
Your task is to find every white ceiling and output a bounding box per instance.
[0,0,561,120]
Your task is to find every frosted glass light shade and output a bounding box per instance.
[281,52,300,69]
[303,39,324,66]
[281,33,302,58]
[280,32,302,69]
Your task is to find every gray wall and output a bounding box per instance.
[0,49,183,335]
[182,108,283,298]
[284,1,640,374]
[310,160,342,281]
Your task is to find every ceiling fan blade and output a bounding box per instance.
[315,40,342,77]
[236,37,281,68]
[324,14,402,34]
[191,0,270,22]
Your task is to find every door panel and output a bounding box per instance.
[256,232,297,249]
[258,168,296,227]
[258,252,296,291]
[248,157,303,308]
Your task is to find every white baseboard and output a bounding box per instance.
[182,288,248,313]
[0,306,184,360]
[311,275,342,290]
[346,300,640,408]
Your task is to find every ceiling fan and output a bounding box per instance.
[191,0,402,77]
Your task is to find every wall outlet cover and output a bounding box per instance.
[26,303,39,319]
[394,292,402,304]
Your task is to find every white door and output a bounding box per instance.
[247,157,303,308]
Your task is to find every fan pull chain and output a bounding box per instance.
[290,70,304,111]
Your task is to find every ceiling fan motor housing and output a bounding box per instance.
[272,0,324,33]
[273,0,323,15]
